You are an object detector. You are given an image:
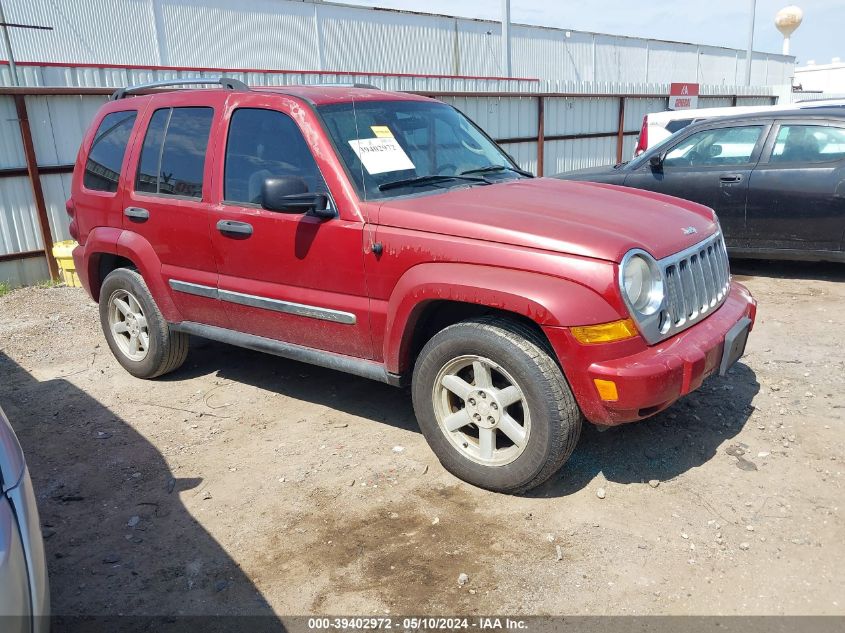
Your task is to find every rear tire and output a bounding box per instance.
[412,316,582,494]
[99,268,188,379]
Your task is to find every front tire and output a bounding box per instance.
[99,268,188,379]
[412,317,582,494]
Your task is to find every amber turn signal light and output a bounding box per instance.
[570,318,638,344]
[593,379,619,402]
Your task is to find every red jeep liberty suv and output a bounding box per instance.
[68,79,756,493]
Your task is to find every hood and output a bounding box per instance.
[377,177,717,263]
[553,165,625,184]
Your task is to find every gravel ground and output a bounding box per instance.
[0,260,842,616]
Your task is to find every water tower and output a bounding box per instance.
[775,6,803,55]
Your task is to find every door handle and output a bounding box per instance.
[124,206,150,222]
[216,219,253,237]
[719,174,743,183]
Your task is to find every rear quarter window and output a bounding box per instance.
[83,111,137,192]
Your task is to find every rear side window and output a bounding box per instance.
[769,124,845,164]
[135,107,213,199]
[223,108,327,204]
[84,111,137,192]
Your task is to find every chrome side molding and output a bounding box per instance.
[169,279,218,299]
[168,279,356,325]
[218,289,356,325]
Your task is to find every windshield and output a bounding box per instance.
[317,100,526,199]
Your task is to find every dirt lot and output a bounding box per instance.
[0,260,843,617]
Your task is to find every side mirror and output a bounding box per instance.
[261,177,333,219]
[708,144,723,158]
[649,153,664,170]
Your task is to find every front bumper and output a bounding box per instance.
[546,281,757,425]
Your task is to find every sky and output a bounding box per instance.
[335,0,842,65]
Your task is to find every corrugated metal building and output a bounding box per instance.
[0,0,799,287]
[794,60,845,93]
[1,0,795,85]
[0,80,780,287]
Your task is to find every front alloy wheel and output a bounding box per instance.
[412,316,582,494]
[433,355,530,467]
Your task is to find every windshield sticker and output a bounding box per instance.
[349,137,415,174]
[370,125,394,138]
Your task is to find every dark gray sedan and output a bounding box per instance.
[555,108,845,262]
[1,404,49,632]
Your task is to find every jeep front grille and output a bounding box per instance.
[660,232,731,338]
[625,232,732,345]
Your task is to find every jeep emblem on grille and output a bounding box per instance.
[682,226,697,235]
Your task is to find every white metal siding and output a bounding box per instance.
[161,0,318,70]
[0,96,24,169]
[443,96,536,140]
[794,63,845,93]
[41,173,73,243]
[500,141,538,176]
[1,0,795,86]
[0,256,49,288]
[24,95,106,166]
[545,97,618,137]
[595,36,649,84]
[544,137,618,175]
[0,177,40,255]
[3,0,160,65]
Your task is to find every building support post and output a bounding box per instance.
[615,97,626,164]
[14,95,58,279]
[501,0,511,77]
[745,0,757,85]
[536,95,544,176]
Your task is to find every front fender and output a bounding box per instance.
[383,262,623,374]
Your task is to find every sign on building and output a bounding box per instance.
[669,83,699,110]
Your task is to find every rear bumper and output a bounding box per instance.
[547,281,757,425]
[71,245,92,298]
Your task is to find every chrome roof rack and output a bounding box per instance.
[306,82,380,89]
[111,77,249,101]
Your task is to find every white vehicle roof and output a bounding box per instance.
[646,98,845,126]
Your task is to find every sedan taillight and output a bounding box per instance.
[634,115,648,156]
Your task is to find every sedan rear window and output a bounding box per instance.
[770,124,845,164]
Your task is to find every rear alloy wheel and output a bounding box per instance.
[99,268,189,379]
[413,316,582,494]
[107,289,150,362]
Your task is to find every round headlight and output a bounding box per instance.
[622,253,664,315]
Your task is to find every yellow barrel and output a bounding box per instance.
[51,240,82,287]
